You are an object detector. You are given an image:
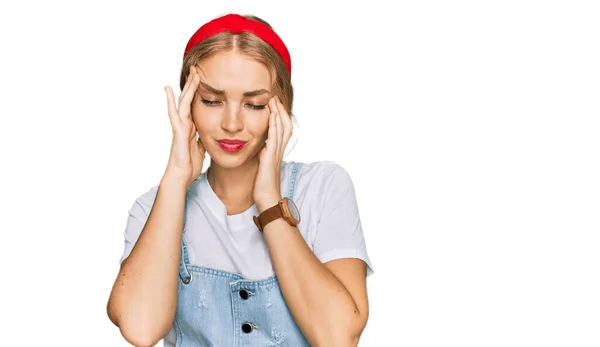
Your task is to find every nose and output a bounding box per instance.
[221,103,243,133]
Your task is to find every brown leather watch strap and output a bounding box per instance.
[252,203,282,232]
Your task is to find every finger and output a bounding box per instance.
[271,96,282,160]
[268,111,277,156]
[197,134,206,153]
[180,70,198,101]
[178,73,199,121]
[257,141,267,161]
[179,66,196,102]
[181,66,198,101]
[276,96,293,141]
[274,106,283,159]
[165,86,180,128]
[267,95,277,115]
[270,98,283,156]
[271,107,280,155]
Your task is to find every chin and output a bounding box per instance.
[208,145,259,169]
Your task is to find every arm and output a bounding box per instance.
[257,165,371,346]
[253,99,372,346]
[257,163,372,346]
[107,176,187,347]
[258,215,369,347]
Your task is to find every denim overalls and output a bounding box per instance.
[174,162,311,346]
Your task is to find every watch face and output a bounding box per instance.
[286,199,301,223]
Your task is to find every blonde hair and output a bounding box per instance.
[179,14,294,117]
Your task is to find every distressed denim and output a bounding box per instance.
[174,162,311,346]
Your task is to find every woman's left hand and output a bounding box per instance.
[253,95,293,212]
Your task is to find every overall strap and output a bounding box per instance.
[178,163,303,283]
[286,162,303,200]
[179,194,192,284]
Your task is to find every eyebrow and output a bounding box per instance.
[198,80,270,97]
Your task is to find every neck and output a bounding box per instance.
[206,157,259,202]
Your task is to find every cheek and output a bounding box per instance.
[244,113,269,136]
[191,105,220,129]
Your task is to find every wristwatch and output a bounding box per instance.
[253,197,301,232]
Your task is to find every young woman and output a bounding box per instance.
[107,13,375,347]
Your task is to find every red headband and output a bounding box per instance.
[183,14,292,76]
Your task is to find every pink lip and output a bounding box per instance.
[217,139,246,144]
[217,141,246,152]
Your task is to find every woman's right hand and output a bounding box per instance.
[163,66,206,188]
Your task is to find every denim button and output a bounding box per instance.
[239,289,249,300]
[181,272,192,284]
[242,323,253,333]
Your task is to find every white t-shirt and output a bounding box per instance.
[119,160,374,344]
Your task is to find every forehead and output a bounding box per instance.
[196,50,272,92]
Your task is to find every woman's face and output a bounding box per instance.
[191,50,272,169]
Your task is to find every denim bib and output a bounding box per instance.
[174,162,311,346]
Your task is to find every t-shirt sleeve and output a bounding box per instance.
[119,186,159,265]
[312,163,374,277]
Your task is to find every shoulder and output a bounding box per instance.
[295,160,347,178]
[293,160,355,192]
[128,184,160,217]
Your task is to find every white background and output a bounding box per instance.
[1,0,598,346]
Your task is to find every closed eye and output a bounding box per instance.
[201,99,220,106]
[247,104,266,110]
[201,99,266,111]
